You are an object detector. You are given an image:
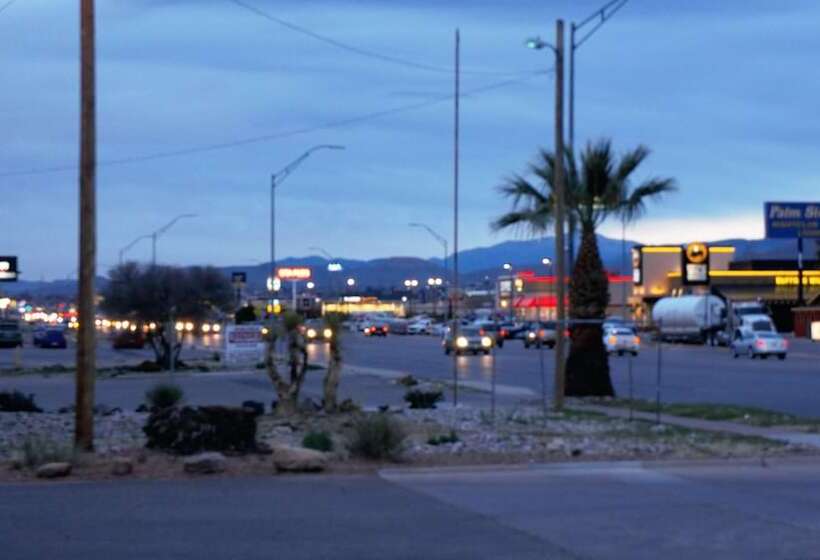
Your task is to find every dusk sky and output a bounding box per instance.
[2,0,818,280]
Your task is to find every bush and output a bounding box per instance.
[350,414,405,460]
[302,431,334,453]
[18,435,74,468]
[143,405,258,455]
[427,430,459,446]
[404,389,443,409]
[131,360,162,373]
[241,400,265,416]
[0,391,42,413]
[145,383,183,409]
[396,374,419,387]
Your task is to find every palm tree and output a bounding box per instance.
[493,139,676,397]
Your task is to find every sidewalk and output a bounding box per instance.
[574,403,820,449]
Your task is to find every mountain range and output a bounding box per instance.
[2,235,817,299]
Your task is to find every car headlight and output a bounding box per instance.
[307,328,317,338]
[202,324,211,333]
[456,336,469,349]
[481,336,493,348]
[212,324,221,333]
[528,332,535,339]
[261,327,269,336]
[323,328,333,339]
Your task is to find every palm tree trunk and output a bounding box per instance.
[565,226,615,397]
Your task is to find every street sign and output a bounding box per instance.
[682,242,709,286]
[223,324,264,364]
[277,267,311,280]
[0,256,18,282]
[231,271,247,285]
[765,202,820,238]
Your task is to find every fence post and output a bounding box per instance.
[655,323,663,425]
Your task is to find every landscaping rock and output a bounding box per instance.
[36,462,72,479]
[272,445,327,473]
[183,452,227,474]
[111,457,134,476]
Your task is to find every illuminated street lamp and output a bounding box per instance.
[306,281,315,290]
[541,257,552,267]
[502,263,512,272]
[346,278,356,287]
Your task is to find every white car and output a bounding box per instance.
[407,319,433,335]
[730,329,787,360]
[604,327,640,356]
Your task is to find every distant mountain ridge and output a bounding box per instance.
[2,235,817,298]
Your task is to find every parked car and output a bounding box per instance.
[0,320,23,348]
[443,326,494,356]
[407,318,433,335]
[302,320,332,343]
[603,326,640,356]
[730,329,787,360]
[112,329,146,349]
[34,328,67,349]
[523,321,557,349]
[497,321,527,341]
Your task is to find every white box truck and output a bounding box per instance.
[652,295,726,343]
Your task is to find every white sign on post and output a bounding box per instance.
[224,324,265,365]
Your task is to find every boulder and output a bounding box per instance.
[36,462,72,479]
[111,458,134,476]
[272,445,328,473]
[184,452,227,475]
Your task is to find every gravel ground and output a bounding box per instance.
[1,404,815,480]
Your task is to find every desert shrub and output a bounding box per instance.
[241,400,265,416]
[143,405,258,455]
[350,414,405,460]
[302,430,334,453]
[145,383,183,409]
[427,430,459,446]
[18,435,74,468]
[404,389,443,409]
[0,391,42,413]
[396,374,419,387]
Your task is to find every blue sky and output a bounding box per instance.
[1,0,818,280]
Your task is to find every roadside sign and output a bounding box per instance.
[231,271,247,285]
[765,202,820,238]
[277,267,311,280]
[0,256,18,282]
[681,242,709,286]
[223,324,264,364]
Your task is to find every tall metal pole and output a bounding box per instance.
[151,232,157,266]
[797,235,804,306]
[553,19,567,411]
[76,0,96,451]
[567,23,577,274]
[271,176,277,295]
[451,28,461,408]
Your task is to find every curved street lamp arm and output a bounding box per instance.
[154,213,197,239]
[408,222,448,251]
[308,246,335,260]
[272,144,345,188]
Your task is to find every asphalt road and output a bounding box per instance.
[332,333,820,417]
[3,460,820,559]
[2,330,819,416]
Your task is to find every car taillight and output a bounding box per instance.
[501,329,508,337]
[479,328,485,336]
[633,336,640,345]
[538,329,545,338]
[608,336,617,345]
[783,339,789,349]
[755,339,765,348]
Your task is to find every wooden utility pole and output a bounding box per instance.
[76,0,96,450]
[553,20,567,410]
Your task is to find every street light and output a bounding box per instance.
[541,257,552,267]
[502,263,513,271]
[119,234,152,265]
[526,23,568,410]
[270,145,345,293]
[151,214,197,265]
[346,278,355,287]
[309,246,342,296]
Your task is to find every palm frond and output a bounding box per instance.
[621,177,677,222]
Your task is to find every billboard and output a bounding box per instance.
[631,246,642,285]
[0,256,18,282]
[765,202,820,238]
[223,324,265,364]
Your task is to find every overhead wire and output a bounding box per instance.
[0,69,552,178]
[227,0,538,77]
[0,0,19,16]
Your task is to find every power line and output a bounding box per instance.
[0,70,551,178]
[0,0,19,16]
[227,0,537,77]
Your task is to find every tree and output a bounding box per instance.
[234,304,257,324]
[264,311,309,416]
[493,139,676,396]
[101,263,234,369]
[322,313,344,412]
